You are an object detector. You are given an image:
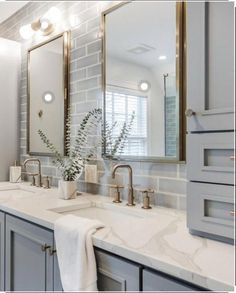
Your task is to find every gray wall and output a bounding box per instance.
[0,1,186,210]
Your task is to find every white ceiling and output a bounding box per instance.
[106,2,176,69]
[0,1,28,24]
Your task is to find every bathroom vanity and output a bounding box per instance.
[0,183,234,292]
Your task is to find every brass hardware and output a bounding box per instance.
[43,176,51,189]
[230,156,235,161]
[141,189,154,209]
[38,110,43,118]
[41,244,50,252]
[49,248,57,256]
[31,175,36,186]
[230,211,235,216]
[112,164,135,206]
[110,185,124,203]
[185,109,196,117]
[23,158,42,187]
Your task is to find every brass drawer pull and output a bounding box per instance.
[49,248,57,256]
[229,211,235,216]
[41,244,50,252]
[229,156,235,161]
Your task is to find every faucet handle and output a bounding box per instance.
[110,185,124,203]
[140,189,154,209]
[43,176,51,189]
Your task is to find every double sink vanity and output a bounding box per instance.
[0,182,234,292]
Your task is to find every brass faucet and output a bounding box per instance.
[23,158,42,187]
[112,164,135,206]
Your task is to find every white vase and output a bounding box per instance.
[58,180,77,200]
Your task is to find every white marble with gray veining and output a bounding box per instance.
[0,182,234,291]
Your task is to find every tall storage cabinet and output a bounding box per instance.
[0,38,21,181]
[186,2,235,243]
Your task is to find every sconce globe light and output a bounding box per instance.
[19,24,34,40]
[19,6,61,40]
[138,80,151,92]
[42,91,55,104]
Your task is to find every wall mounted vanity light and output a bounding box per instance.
[138,80,151,92]
[19,7,61,39]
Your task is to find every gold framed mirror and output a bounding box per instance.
[102,2,186,162]
[27,31,70,156]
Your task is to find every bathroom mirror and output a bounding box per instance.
[102,2,186,162]
[27,31,70,156]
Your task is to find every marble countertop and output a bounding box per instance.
[0,182,234,291]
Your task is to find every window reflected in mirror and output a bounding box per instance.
[103,2,185,161]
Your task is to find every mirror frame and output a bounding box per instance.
[27,31,70,156]
[101,2,186,163]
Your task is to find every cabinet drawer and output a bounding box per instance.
[95,249,141,291]
[143,269,204,291]
[187,182,234,240]
[187,132,234,184]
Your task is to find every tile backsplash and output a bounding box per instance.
[0,1,187,210]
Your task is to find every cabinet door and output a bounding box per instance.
[186,2,234,132]
[143,268,204,291]
[0,212,4,291]
[95,249,141,291]
[187,182,234,242]
[5,215,54,291]
[187,132,234,185]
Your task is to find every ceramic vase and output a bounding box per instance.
[58,180,77,200]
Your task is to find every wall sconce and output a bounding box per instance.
[19,7,61,40]
[138,80,151,92]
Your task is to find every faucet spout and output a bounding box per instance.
[23,158,42,187]
[111,164,135,206]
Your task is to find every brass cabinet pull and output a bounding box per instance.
[230,211,235,216]
[41,244,50,252]
[229,156,235,161]
[185,109,196,117]
[49,248,57,256]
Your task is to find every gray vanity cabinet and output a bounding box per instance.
[95,249,141,291]
[0,212,5,291]
[186,1,235,243]
[5,215,54,291]
[186,2,234,132]
[142,269,203,291]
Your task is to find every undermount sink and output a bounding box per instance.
[0,185,36,201]
[50,201,156,225]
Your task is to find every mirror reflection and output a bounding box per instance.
[28,32,69,155]
[104,2,183,160]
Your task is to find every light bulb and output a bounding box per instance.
[19,24,34,40]
[158,55,167,60]
[45,7,61,24]
[42,92,54,103]
[138,81,151,92]
[40,20,49,30]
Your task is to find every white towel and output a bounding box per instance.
[54,214,104,292]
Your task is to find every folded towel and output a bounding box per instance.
[54,214,104,292]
